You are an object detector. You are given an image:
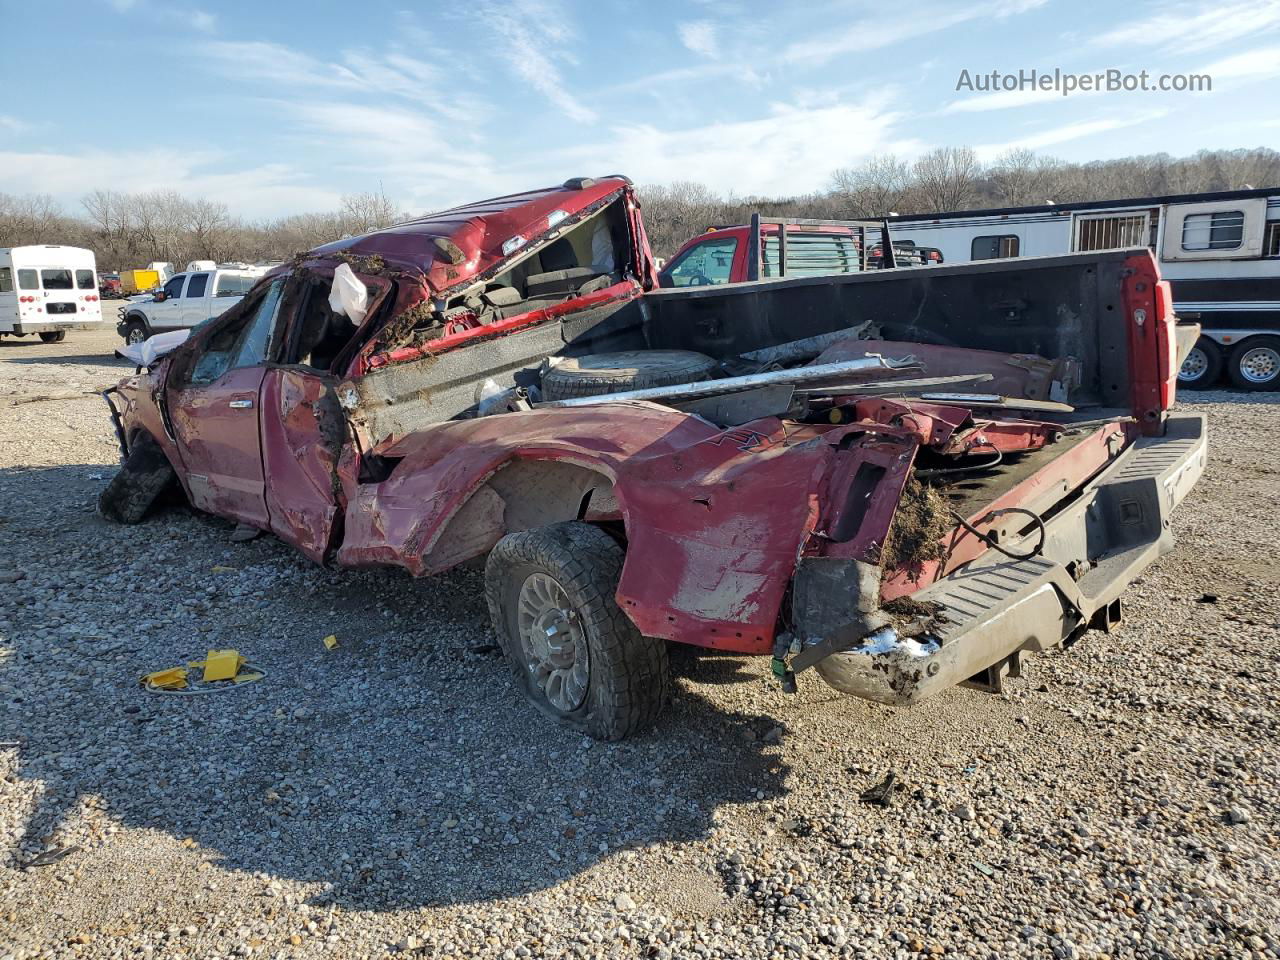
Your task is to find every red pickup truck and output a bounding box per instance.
[658,216,943,289]
[102,175,1206,740]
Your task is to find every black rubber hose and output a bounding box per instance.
[951,506,1047,561]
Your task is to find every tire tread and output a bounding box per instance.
[485,522,670,740]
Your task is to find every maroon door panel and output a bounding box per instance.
[170,366,269,528]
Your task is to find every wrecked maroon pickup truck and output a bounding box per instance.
[101,175,1207,740]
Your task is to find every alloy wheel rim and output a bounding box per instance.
[1180,347,1208,381]
[1239,346,1279,385]
[515,572,589,712]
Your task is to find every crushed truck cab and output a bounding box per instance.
[101,175,1206,740]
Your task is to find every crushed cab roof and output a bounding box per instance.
[308,176,630,295]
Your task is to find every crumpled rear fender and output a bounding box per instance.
[336,404,908,653]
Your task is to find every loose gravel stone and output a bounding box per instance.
[1,332,1277,960]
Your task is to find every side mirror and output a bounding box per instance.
[154,292,167,302]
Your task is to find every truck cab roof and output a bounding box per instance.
[305,176,637,297]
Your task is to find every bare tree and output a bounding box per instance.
[0,193,65,245]
[829,155,914,217]
[638,181,729,258]
[4,146,1280,270]
[339,191,402,235]
[912,147,980,212]
[986,149,1063,206]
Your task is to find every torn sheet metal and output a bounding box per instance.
[815,339,1079,402]
[673,384,795,426]
[534,356,921,409]
[792,373,994,395]
[917,394,1075,414]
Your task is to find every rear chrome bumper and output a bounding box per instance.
[813,413,1207,704]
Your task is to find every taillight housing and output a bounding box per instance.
[1123,254,1177,435]
[1155,278,1178,406]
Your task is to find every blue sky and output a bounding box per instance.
[2,0,1278,218]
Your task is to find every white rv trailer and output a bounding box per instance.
[885,188,1280,390]
[0,245,106,342]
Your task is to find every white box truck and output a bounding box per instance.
[0,245,105,342]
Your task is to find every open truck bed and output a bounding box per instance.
[102,177,1205,739]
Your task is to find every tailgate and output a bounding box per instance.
[812,413,1207,703]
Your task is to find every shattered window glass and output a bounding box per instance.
[189,279,285,384]
[232,279,285,369]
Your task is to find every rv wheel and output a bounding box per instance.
[1228,336,1280,391]
[1178,338,1222,389]
[39,331,66,344]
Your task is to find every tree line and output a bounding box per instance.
[2,147,1276,269]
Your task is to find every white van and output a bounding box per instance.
[0,245,105,342]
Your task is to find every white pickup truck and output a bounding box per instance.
[116,266,262,344]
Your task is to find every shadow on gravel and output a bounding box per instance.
[2,476,788,912]
[0,352,132,368]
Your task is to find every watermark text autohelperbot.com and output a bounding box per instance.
[956,68,1212,96]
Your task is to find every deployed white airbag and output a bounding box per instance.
[328,262,369,324]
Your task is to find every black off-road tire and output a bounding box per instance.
[99,434,177,524]
[485,521,671,740]
[39,331,66,344]
[541,350,717,401]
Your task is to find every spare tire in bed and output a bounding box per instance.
[541,350,718,401]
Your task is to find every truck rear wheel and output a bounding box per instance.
[1228,336,1280,391]
[99,434,177,524]
[39,331,66,344]
[485,521,670,740]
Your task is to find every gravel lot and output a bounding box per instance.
[1,327,1277,960]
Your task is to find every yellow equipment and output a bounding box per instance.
[119,269,160,295]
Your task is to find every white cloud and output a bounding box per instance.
[678,20,720,59]
[1093,0,1280,53]
[200,40,487,126]
[476,0,596,123]
[974,109,1171,161]
[784,0,1048,63]
[0,149,342,218]
[1199,43,1280,80]
[0,115,29,134]
[276,100,505,212]
[601,60,764,97]
[190,8,216,32]
[543,97,924,197]
[944,83,1101,114]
